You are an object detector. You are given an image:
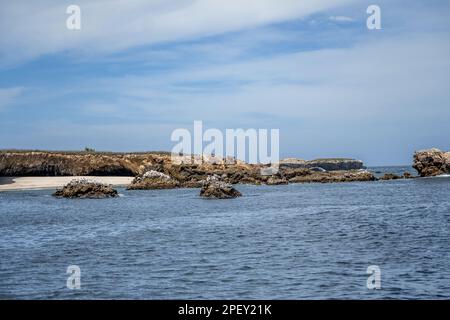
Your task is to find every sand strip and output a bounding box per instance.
[0,176,134,191]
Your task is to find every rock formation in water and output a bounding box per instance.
[279,158,364,171]
[413,148,450,177]
[380,173,402,181]
[283,168,376,183]
[199,175,242,199]
[403,172,413,179]
[127,170,180,190]
[53,179,118,198]
[379,172,415,180]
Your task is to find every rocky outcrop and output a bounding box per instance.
[266,176,288,185]
[286,169,376,183]
[279,158,364,171]
[380,173,402,181]
[413,148,450,177]
[1,150,376,187]
[379,172,415,180]
[127,170,180,190]
[53,179,118,198]
[200,176,242,199]
[403,172,413,179]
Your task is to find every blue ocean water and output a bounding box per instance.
[0,166,449,299]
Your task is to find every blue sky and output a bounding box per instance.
[1,0,450,165]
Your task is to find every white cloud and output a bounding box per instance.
[0,87,25,110]
[0,0,355,67]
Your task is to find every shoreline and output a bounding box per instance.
[0,176,134,192]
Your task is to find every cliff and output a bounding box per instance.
[0,151,154,176]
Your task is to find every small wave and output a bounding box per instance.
[422,174,450,178]
[118,193,126,197]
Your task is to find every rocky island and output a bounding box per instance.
[413,148,450,177]
[0,150,376,190]
[5,148,448,196]
[199,175,242,199]
[53,179,119,199]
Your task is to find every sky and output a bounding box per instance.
[1,0,450,166]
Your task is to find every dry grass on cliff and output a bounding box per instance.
[0,149,171,156]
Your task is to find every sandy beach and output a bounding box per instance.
[0,176,134,191]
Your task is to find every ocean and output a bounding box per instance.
[1,166,449,299]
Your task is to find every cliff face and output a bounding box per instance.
[279,158,364,171]
[0,151,157,176]
[413,148,450,177]
[0,151,258,179]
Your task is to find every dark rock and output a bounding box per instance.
[403,172,413,179]
[288,169,376,183]
[200,175,242,199]
[380,173,402,181]
[53,179,118,198]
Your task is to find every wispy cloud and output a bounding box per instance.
[0,87,25,110]
[0,0,356,67]
[329,15,354,22]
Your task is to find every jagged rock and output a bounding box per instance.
[266,177,288,185]
[127,170,179,190]
[288,169,376,183]
[53,179,118,198]
[380,173,402,181]
[413,148,450,177]
[403,172,413,179]
[280,168,312,180]
[200,175,242,199]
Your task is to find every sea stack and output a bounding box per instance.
[200,175,242,199]
[53,179,119,199]
[413,148,450,177]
